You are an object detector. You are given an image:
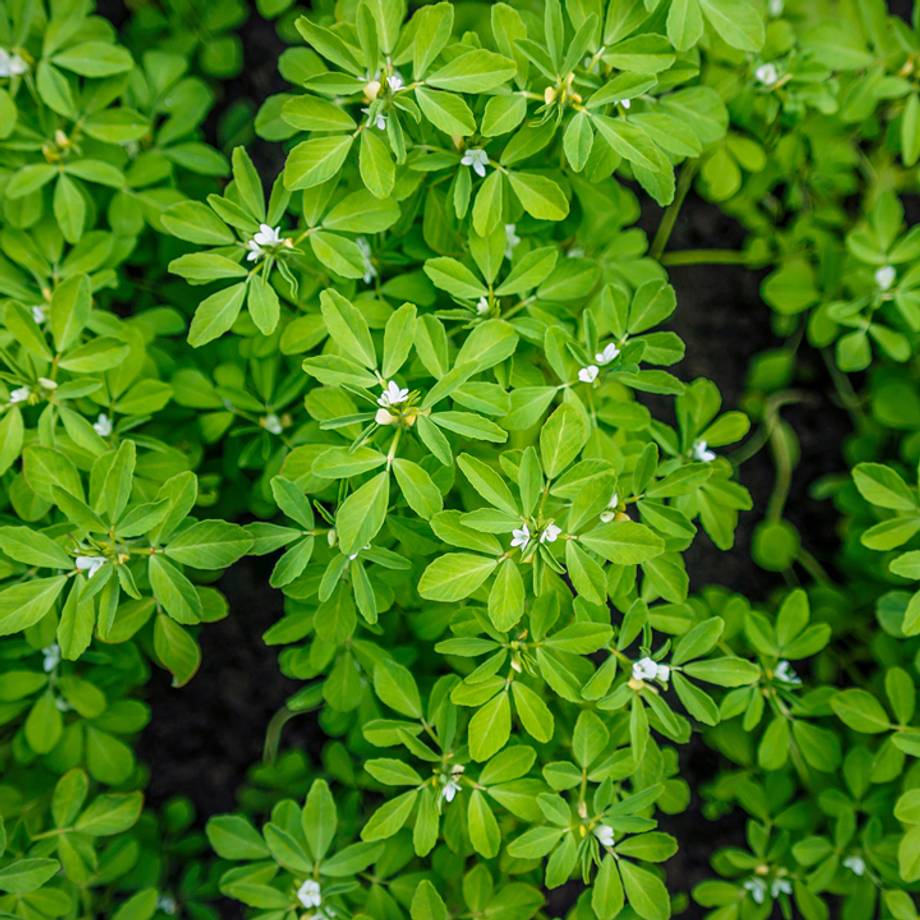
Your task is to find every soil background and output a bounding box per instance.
[110,0,911,916]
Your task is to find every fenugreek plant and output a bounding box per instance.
[1,0,919,919]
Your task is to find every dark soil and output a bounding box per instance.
[110,3,858,918]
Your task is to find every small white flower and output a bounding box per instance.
[476,296,490,315]
[356,237,377,284]
[387,71,404,92]
[510,524,531,550]
[156,895,177,915]
[375,407,395,426]
[245,224,283,262]
[540,523,562,544]
[460,148,489,178]
[768,0,784,15]
[875,265,896,291]
[595,342,620,365]
[599,492,619,524]
[744,878,767,904]
[31,305,46,324]
[578,365,599,383]
[692,440,716,462]
[366,109,387,130]
[594,824,615,847]
[567,246,585,259]
[619,98,631,110]
[75,555,106,578]
[38,377,56,390]
[93,414,113,437]
[656,663,670,682]
[755,63,779,87]
[54,696,71,712]
[9,386,30,404]
[771,879,792,898]
[262,413,283,435]
[297,879,322,909]
[441,778,461,803]
[378,380,409,408]
[774,659,801,685]
[42,644,61,673]
[0,48,28,78]
[504,224,521,259]
[843,855,865,877]
[632,657,659,681]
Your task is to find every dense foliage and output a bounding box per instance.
[0,0,918,918]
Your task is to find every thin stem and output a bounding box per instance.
[650,160,698,260]
[661,249,751,267]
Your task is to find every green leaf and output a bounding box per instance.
[411,879,449,920]
[469,691,511,761]
[853,463,917,511]
[336,471,390,555]
[303,778,337,861]
[374,659,423,718]
[699,0,764,51]
[165,521,252,569]
[831,689,891,733]
[188,282,248,347]
[580,521,664,565]
[416,87,476,136]
[507,172,569,220]
[393,458,442,520]
[74,793,143,836]
[619,860,671,920]
[426,50,516,92]
[284,135,355,190]
[206,815,270,860]
[0,576,67,636]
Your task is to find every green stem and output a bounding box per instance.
[650,159,698,260]
[661,249,750,267]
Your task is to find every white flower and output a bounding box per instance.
[595,342,620,365]
[75,555,106,578]
[578,365,599,383]
[567,246,585,259]
[768,0,784,15]
[600,492,619,524]
[378,380,409,408]
[245,224,283,262]
[540,523,562,544]
[476,296,490,315]
[511,524,531,550]
[261,413,283,435]
[632,656,669,683]
[156,894,177,915]
[42,644,61,673]
[755,63,779,87]
[774,659,801,685]
[843,855,865,876]
[375,407,395,426]
[771,879,792,897]
[619,98,632,109]
[32,305,46,324]
[387,71,404,92]
[9,386,30,404]
[875,265,896,291]
[632,657,658,681]
[460,148,489,178]
[744,878,767,904]
[441,777,461,803]
[504,224,521,259]
[93,413,113,437]
[297,880,322,909]
[364,108,387,130]
[692,440,716,462]
[38,377,57,390]
[356,237,377,284]
[0,48,28,77]
[54,696,71,712]
[594,824,615,848]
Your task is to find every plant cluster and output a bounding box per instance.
[0,1,917,919]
